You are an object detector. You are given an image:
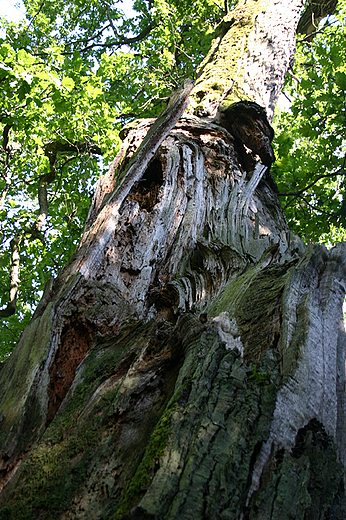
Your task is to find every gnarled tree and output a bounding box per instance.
[0,0,345,519]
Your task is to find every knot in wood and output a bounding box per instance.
[219,101,275,167]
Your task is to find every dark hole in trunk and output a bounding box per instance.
[128,158,164,211]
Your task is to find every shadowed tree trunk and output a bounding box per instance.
[1,1,346,519]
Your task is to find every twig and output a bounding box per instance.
[278,167,345,197]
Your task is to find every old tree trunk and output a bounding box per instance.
[1,0,346,518]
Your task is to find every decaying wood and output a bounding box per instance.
[0,1,346,519]
[84,79,194,233]
[0,105,345,518]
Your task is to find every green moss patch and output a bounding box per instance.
[209,257,298,364]
[111,378,194,520]
[189,0,269,114]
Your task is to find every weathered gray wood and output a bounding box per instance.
[0,1,345,519]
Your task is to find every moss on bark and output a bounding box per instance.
[189,0,269,115]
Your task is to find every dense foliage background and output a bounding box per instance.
[274,1,346,244]
[0,0,345,358]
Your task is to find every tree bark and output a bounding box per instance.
[189,0,304,121]
[1,1,346,519]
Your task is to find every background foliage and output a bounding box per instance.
[0,0,345,358]
[273,1,346,244]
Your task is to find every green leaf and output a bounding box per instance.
[62,76,75,91]
[335,72,346,90]
[17,48,35,65]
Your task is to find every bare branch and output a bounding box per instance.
[0,170,12,208]
[0,135,103,318]
[32,139,103,234]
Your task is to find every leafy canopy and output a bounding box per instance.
[273,1,346,244]
[0,0,345,359]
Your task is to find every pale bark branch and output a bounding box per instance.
[0,234,22,318]
[0,124,12,208]
[32,139,102,235]
[0,138,103,318]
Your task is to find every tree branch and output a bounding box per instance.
[44,140,102,156]
[296,194,335,217]
[27,0,47,30]
[63,25,112,51]
[0,124,13,208]
[32,139,103,234]
[0,136,103,318]
[297,0,338,36]
[278,167,345,197]
[2,124,11,152]
[1,321,19,341]
[0,234,22,318]
[61,19,157,55]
